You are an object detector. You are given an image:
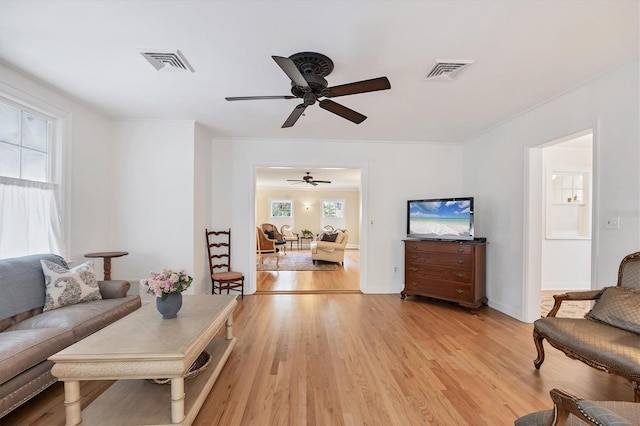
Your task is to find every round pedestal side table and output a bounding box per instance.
[84,251,129,280]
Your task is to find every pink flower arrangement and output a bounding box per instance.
[141,268,193,301]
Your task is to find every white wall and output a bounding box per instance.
[462,60,640,321]
[111,120,197,292]
[211,138,463,294]
[194,122,214,294]
[0,62,114,277]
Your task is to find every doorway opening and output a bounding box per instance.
[254,167,362,294]
[525,130,594,321]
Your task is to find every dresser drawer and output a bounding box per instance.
[404,280,473,302]
[406,252,472,269]
[402,239,487,312]
[405,267,472,283]
[405,240,472,255]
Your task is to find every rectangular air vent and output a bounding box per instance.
[139,49,194,72]
[424,59,473,81]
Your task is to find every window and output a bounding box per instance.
[0,96,65,258]
[322,200,344,218]
[270,200,292,217]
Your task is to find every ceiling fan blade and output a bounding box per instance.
[318,99,367,124]
[272,56,310,90]
[310,181,318,186]
[225,95,297,101]
[282,104,307,128]
[327,77,391,98]
[286,179,305,182]
[313,180,332,184]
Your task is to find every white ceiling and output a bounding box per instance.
[256,167,361,191]
[0,0,637,188]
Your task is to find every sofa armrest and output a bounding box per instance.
[546,289,605,317]
[98,280,131,299]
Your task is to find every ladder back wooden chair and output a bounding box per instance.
[205,228,244,298]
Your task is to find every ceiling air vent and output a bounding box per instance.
[139,49,194,72]
[424,60,474,81]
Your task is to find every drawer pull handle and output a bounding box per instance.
[457,247,465,253]
[411,255,418,260]
[411,282,418,286]
[457,258,464,264]
[456,289,464,294]
[456,273,464,279]
[412,245,418,250]
[411,267,418,272]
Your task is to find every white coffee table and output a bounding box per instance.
[50,295,237,426]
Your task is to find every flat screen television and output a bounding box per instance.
[407,197,474,241]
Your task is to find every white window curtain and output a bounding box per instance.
[0,176,64,259]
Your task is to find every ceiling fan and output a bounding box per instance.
[225,52,391,128]
[287,172,331,186]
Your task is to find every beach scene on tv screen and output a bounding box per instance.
[409,200,471,236]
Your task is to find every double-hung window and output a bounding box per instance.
[0,96,65,258]
[270,200,293,218]
[321,199,346,230]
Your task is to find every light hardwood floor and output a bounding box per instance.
[256,249,360,293]
[3,293,633,425]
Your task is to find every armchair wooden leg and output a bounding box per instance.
[533,328,546,369]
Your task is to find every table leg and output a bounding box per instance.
[63,380,82,426]
[103,257,112,280]
[226,314,234,340]
[170,377,185,423]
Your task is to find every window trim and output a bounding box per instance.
[1,83,71,257]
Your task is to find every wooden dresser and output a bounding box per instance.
[402,239,487,313]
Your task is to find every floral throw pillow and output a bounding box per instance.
[41,260,102,312]
[585,286,640,334]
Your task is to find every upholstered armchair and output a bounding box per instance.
[533,251,640,402]
[256,227,279,267]
[515,388,640,425]
[310,230,349,264]
[261,223,287,254]
[280,225,299,250]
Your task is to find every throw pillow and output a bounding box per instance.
[585,286,640,334]
[41,260,102,312]
[321,232,338,242]
[265,230,275,239]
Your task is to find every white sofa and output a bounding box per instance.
[310,230,349,264]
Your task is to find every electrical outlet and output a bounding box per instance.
[393,266,399,273]
[604,216,620,230]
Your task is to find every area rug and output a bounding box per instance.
[257,251,340,271]
[540,291,591,318]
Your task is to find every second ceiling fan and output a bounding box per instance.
[287,172,331,186]
[225,52,390,128]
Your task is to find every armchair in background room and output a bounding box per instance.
[260,223,287,254]
[280,225,299,250]
[256,227,279,268]
[316,225,334,239]
[310,229,349,265]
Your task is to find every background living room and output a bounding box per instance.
[255,167,361,293]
